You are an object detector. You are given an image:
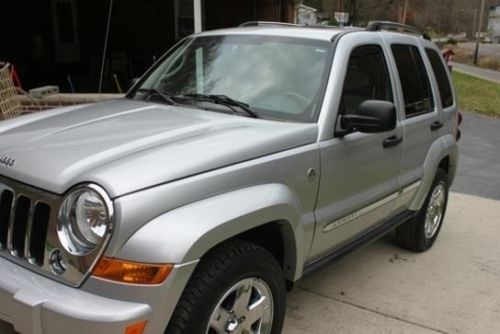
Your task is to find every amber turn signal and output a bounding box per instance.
[93,257,173,284]
[125,321,148,334]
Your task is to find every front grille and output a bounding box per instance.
[0,185,52,267]
[0,177,99,287]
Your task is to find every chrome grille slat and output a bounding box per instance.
[6,193,17,252]
[29,202,51,266]
[24,200,36,261]
[0,179,55,269]
[0,189,14,249]
[11,195,31,257]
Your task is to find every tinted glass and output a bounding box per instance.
[139,35,332,122]
[426,48,454,108]
[391,44,434,117]
[340,45,393,115]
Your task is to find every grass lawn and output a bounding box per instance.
[453,71,500,117]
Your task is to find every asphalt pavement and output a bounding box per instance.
[451,112,500,200]
[458,42,500,59]
[452,62,500,84]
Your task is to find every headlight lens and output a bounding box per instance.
[58,185,113,256]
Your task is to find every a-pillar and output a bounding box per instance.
[194,0,203,33]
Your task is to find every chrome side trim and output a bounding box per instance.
[305,210,416,276]
[323,192,398,233]
[401,180,422,194]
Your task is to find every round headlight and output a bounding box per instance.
[58,185,113,256]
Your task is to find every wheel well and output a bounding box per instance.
[234,221,296,290]
[438,156,450,175]
[236,222,285,268]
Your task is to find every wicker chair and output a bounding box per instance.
[0,62,22,120]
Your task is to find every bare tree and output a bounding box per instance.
[340,0,495,36]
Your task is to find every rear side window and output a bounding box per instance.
[425,48,454,108]
[391,44,434,117]
[340,45,393,115]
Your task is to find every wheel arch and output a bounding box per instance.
[231,219,298,286]
[409,134,458,211]
[114,183,305,281]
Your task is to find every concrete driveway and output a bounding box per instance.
[284,192,500,334]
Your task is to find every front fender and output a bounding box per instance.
[409,134,458,211]
[115,183,305,280]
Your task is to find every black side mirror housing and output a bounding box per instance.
[341,100,397,134]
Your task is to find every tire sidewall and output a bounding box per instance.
[209,255,285,334]
[176,244,286,334]
[417,170,449,250]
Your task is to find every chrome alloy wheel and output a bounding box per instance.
[424,184,446,239]
[206,277,274,334]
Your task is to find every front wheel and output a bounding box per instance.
[395,169,449,252]
[165,240,286,334]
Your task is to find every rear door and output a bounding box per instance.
[309,34,404,261]
[383,37,443,211]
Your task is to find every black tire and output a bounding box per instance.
[394,169,449,252]
[165,240,286,334]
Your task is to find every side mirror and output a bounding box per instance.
[341,100,396,134]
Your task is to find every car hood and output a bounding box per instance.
[0,99,318,197]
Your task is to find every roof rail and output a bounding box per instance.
[366,21,431,41]
[239,21,299,28]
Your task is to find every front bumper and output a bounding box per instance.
[0,257,151,334]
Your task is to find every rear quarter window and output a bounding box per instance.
[391,44,434,118]
[425,48,454,108]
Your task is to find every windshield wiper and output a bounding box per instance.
[135,88,178,106]
[179,93,258,118]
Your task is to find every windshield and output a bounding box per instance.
[133,35,333,122]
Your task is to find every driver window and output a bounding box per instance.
[340,45,393,115]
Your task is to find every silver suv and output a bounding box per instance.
[0,22,460,334]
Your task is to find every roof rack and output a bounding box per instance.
[366,21,431,41]
[239,21,358,30]
[239,21,299,28]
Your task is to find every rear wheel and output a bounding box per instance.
[395,169,449,252]
[165,240,286,334]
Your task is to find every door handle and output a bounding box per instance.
[383,135,403,149]
[430,121,444,131]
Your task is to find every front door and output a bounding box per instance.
[309,36,403,261]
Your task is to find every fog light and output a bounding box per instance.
[49,249,66,275]
[125,321,147,334]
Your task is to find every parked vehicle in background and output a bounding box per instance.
[0,21,460,334]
